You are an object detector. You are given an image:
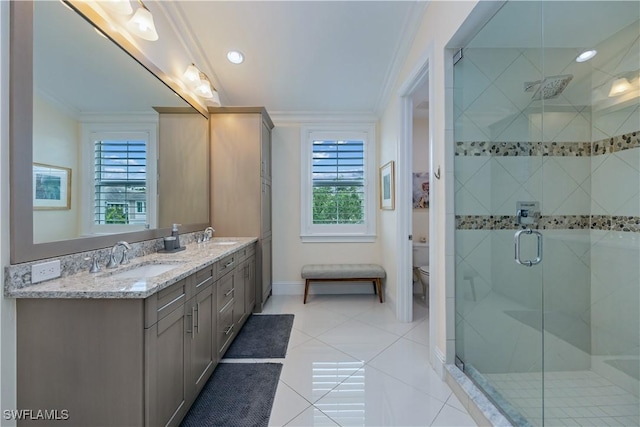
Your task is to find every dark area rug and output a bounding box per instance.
[181,362,282,427]
[225,314,294,358]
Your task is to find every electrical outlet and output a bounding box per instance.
[31,260,61,284]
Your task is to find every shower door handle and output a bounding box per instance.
[514,229,543,267]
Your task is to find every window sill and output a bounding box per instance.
[300,234,377,243]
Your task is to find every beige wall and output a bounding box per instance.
[32,96,80,243]
[271,123,382,289]
[378,0,479,364]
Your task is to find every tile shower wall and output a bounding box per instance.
[454,40,639,382]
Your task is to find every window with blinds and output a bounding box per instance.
[94,140,147,225]
[312,139,365,225]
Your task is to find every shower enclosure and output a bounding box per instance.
[454,1,639,425]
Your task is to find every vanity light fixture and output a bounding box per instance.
[182,64,221,106]
[195,72,215,99]
[126,0,158,41]
[183,63,201,86]
[209,88,221,107]
[608,77,632,97]
[100,0,133,15]
[227,50,244,64]
[576,49,597,63]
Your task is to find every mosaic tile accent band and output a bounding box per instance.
[455,141,591,157]
[455,130,638,157]
[456,215,639,232]
[592,131,640,155]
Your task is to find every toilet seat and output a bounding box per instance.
[418,265,429,275]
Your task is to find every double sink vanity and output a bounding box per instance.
[7,237,258,427]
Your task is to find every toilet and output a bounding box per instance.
[412,242,429,300]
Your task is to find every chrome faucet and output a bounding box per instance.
[204,227,215,241]
[106,241,132,269]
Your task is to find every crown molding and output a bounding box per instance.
[269,110,379,126]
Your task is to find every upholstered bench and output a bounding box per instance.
[301,264,386,304]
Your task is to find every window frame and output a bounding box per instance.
[81,122,158,236]
[300,123,376,242]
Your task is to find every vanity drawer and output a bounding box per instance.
[237,244,256,262]
[216,272,234,312]
[145,278,189,328]
[193,264,214,294]
[217,253,236,279]
[217,303,235,356]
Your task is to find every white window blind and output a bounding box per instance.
[300,124,376,242]
[94,140,147,225]
[312,139,365,225]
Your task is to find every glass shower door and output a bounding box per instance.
[454,1,640,426]
[453,1,546,425]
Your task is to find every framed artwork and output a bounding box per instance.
[380,161,395,210]
[413,172,429,208]
[33,163,71,210]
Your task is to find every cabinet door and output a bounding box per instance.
[189,285,215,397]
[233,265,246,326]
[245,255,256,313]
[261,180,272,235]
[261,236,272,304]
[261,121,272,180]
[146,305,190,427]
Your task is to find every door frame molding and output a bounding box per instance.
[397,43,435,364]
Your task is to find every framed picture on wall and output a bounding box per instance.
[33,163,71,210]
[413,172,429,208]
[380,161,395,210]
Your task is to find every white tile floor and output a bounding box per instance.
[222,294,477,427]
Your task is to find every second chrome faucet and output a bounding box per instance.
[106,241,132,269]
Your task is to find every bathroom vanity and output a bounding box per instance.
[8,238,256,427]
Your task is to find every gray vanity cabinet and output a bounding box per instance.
[146,265,217,427]
[210,107,274,313]
[244,253,257,316]
[15,245,258,427]
[188,267,216,396]
[145,299,191,427]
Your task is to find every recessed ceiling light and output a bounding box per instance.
[227,50,244,64]
[576,49,597,63]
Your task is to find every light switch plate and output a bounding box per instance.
[31,260,61,283]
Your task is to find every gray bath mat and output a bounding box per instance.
[225,314,294,358]
[180,362,282,427]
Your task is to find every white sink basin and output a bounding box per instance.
[107,263,182,279]
[214,241,238,246]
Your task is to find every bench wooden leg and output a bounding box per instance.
[372,281,377,295]
[376,278,383,303]
[304,279,310,304]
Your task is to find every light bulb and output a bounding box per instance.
[183,64,201,86]
[126,4,158,41]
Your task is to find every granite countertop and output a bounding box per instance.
[5,237,258,299]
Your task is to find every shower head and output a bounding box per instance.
[524,74,573,100]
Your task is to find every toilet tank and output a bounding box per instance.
[412,242,429,267]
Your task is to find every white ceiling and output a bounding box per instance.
[157,1,426,115]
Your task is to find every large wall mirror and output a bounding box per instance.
[10,1,210,263]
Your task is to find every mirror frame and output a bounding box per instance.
[10,1,210,264]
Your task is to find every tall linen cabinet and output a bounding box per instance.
[210,107,273,311]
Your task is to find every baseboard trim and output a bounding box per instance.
[272,281,380,296]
